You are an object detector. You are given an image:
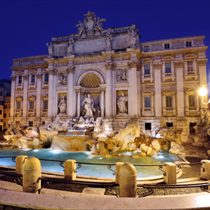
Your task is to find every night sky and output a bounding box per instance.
[1,0,210,83]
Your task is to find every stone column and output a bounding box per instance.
[53,70,57,117]
[105,63,113,117]
[67,65,75,117]
[128,61,138,116]
[48,69,54,118]
[198,60,207,108]
[100,89,105,117]
[154,64,162,117]
[10,75,16,119]
[77,90,80,118]
[36,71,42,118]
[175,62,184,116]
[22,72,29,118]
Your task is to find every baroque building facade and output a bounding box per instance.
[10,12,208,138]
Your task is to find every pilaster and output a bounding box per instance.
[175,62,184,116]
[10,75,16,120]
[22,72,29,118]
[67,65,75,117]
[36,70,42,118]
[48,68,54,118]
[153,64,162,117]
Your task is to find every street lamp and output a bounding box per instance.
[199,85,210,105]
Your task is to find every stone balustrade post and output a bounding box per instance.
[115,162,124,184]
[64,159,76,180]
[119,162,137,197]
[200,160,210,180]
[16,155,28,174]
[22,157,41,194]
[163,162,177,184]
[48,69,54,118]
[77,90,81,117]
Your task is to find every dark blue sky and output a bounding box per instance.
[1,0,210,80]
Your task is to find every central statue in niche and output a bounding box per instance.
[82,94,95,118]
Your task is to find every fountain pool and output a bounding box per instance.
[0,148,180,179]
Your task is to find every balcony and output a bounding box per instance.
[29,82,36,90]
[163,107,176,116]
[162,73,175,82]
[141,107,155,117]
[16,83,23,90]
[27,109,36,117]
[42,82,49,89]
[184,71,198,81]
[141,74,154,83]
[185,107,200,116]
[41,109,48,117]
[15,109,22,117]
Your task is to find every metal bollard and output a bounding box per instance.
[22,157,41,194]
[119,162,137,197]
[201,160,210,180]
[16,155,28,174]
[163,162,177,184]
[115,162,124,184]
[64,159,76,180]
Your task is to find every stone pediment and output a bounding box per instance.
[162,89,176,95]
[141,90,154,95]
[185,88,196,95]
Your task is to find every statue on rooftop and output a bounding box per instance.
[67,37,74,55]
[46,42,53,56]
[105,32,112,50]
[129,29,139,48]
[75,21,86,37]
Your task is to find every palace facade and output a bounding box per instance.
[10,12,208,138]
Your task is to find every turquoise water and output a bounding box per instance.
[0,149,180,179]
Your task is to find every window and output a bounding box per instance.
[189,95,196,107]
[17,101,21,109]
[144,46,149,52]
[44,73,49,82]
[4,113,6,117]
[29,121,33,127]
[0,119,3,122]
[31,60,35,64]
[0,110,2,115]
[4,106,7,109]
[165,63,171,73]
[42,121,45,125]
[31,75,35,83]
[186,41,192,47]
[16,121,19,126]
[164,43,170,49]
[29,101,34,109]
[18,76,22,84]
[5,98,7,102]
[0,101,4,105]
[145,123,151,130]
[145,97,151,108]
[19,61,22,65]
[187,61,193,71]
[4,123,6,127]
[167,123,173,127]
[144,64,150,75]
[0,92,2,96]
[166,96,172,107]
[43,100,48,109]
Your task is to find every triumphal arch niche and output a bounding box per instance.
[44,11,140,129]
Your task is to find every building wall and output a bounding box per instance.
[10,29,208,137]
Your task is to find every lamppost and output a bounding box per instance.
[199,85,210,105]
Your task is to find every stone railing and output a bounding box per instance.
[185,106,200,116]
[162,107,176,116]
[15,109,22,117]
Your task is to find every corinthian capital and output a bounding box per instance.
[153,63,162,70]
[197,60,207,67]
[36,73,42,79]
[105,63,115,70]
[66,65,75,74]
[23,74,29,80]
[128,61,138,69]
[174,62,184,68]
[10,75,16,82]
